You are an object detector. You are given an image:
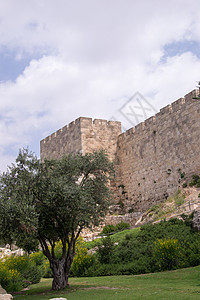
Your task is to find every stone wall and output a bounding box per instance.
[115,90,200,212]
[40,89,200,216]
[40,117,121,161]
[40,118,82,161]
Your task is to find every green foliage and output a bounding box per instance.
[180,172,185,178]
[154,238,182,270]
[21,263,43,285]
[41,236,95,278]
[0,260,23,292]
[180,212,194,228]
[0,254,43,292]
[0,148,113,290]
[29,251,46,267]
[101,221,130,235]
[115,221,130,231]
[85,227,140,250]
[71,247,94,277]
[97,236,114,264]
[101,224,116,234]
[189,174,200,187]
[182,183,187,188]
[85,218,200,277]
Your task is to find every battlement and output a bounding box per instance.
[118,89,198,142]
[40,117,121,161]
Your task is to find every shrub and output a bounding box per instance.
[97,236,114,264]
[115,221,130,231]
[180,172,185,179]
[111,218,200,275]
[154,238,182,270]
[0,260,23,292]
[182,183,187,188]
[21,263,43,285]
[71,248,94,277]
[101,221,130,235]
[189,174,200,187]
[101,224,116,235]
[196,180,200,188]
[0,255,43,291]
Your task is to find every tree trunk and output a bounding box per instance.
[50,258,68,290]
[50,256,73,290]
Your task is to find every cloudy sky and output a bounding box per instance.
[0,0,200,172]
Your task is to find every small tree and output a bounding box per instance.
[0,148,113,290]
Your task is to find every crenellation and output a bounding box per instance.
[160,104,171,114]
[134,122,145,133]
[145,116,155,126]
[171,98,184,112]
[93,119,107,125]
[184,90,197,103]
[79,117,93,127]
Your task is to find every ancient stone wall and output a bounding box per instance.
[115,90,200,213]
[40,117,121,161]
[80,118,121,161]
[40,89,200,216]
[40,118,82,161]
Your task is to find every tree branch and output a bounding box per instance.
[38,234,52,261]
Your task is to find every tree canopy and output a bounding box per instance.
[0,148,113,290]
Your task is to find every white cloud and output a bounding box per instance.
[0,0,200,171]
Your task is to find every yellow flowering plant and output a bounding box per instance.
[154,238,182,270]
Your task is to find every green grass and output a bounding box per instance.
[86,227,140,249]
[13,265,200,299]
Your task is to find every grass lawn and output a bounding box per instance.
[13,265,200,300]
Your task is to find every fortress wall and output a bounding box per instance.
[80,118,121,161]
[40,117,121,161]
[40,118,83,160]
[116,90,200,212]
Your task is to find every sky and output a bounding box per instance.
[0,0,200,172]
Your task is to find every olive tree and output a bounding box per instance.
[0,148,113,290]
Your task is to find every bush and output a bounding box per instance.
[182,183,187,188]
[0,260,23,292]
[111,218,200,275]
[189,174,200,187]
[97,236,114,264]
[101,224,116,235]
[71,248,94,277]
[101,221,130,235]
[0,255,43,291]
[154,238,182,270]
[21,263,43,285]
[115,221,130,231]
